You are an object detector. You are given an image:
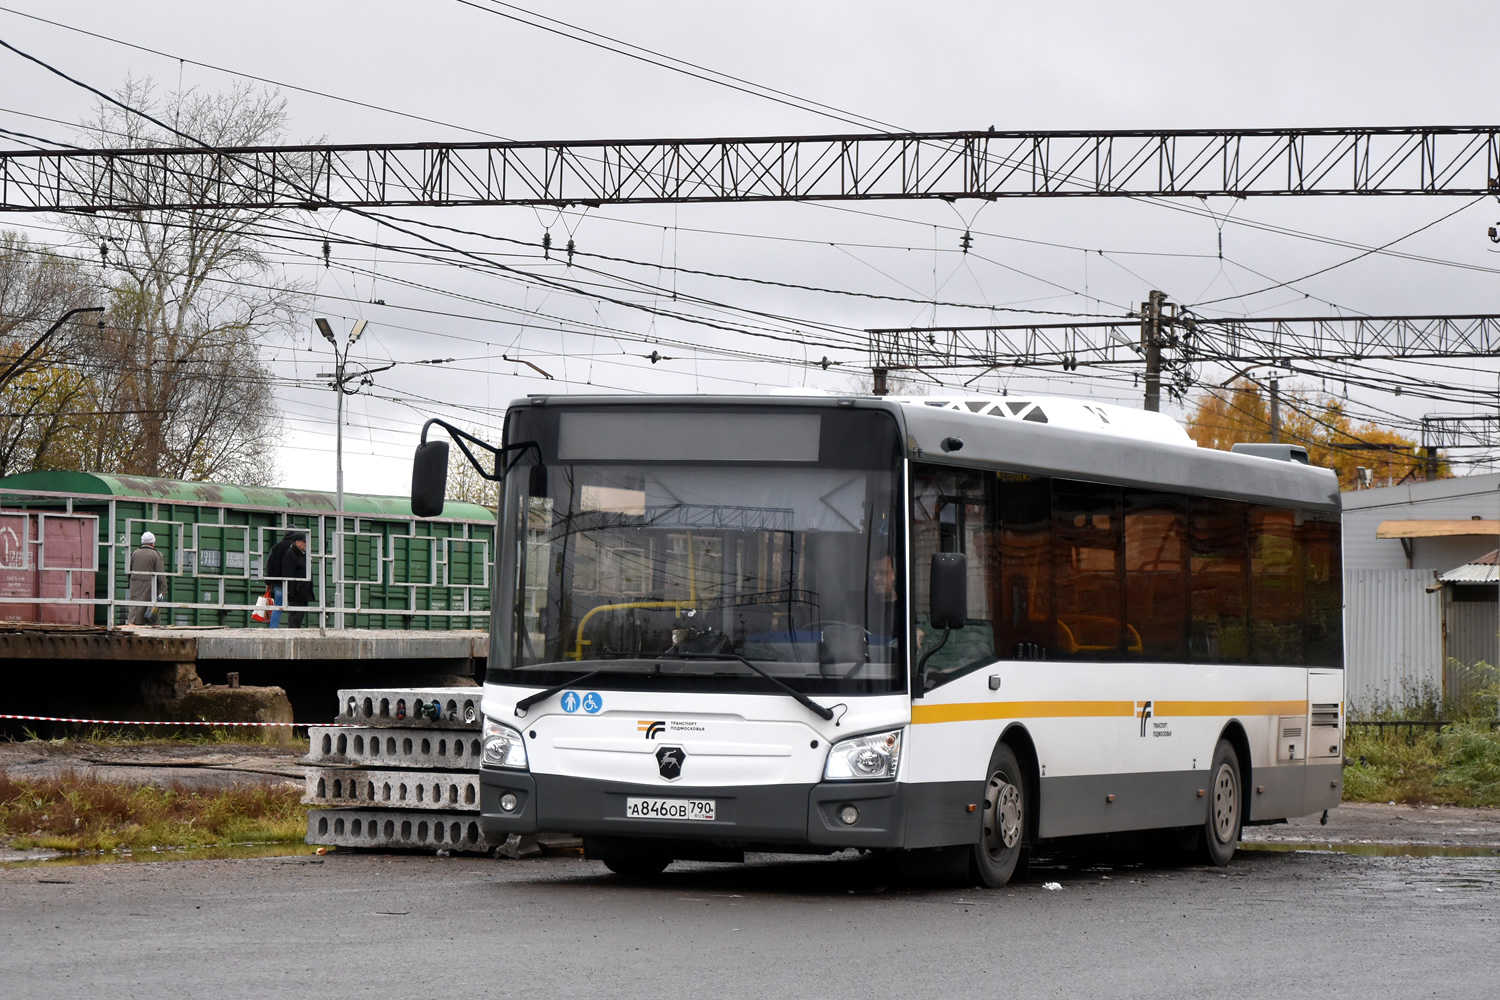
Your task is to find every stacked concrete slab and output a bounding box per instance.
[304,686,490,853]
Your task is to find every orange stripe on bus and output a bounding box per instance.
[910,699,1310,725]
[1154,700,1308,717]
[911,701,1134,724]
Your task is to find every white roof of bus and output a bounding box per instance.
[884,396,1196,448]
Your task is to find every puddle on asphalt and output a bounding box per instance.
[1240,841,1500,858]
[1,842,321,870]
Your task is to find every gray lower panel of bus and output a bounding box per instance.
[1040,763,1342,839]
[480,769,909,848]
[481,765,1338,850]
[480,769,985,850]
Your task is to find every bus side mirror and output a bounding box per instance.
[528,463,549,499]
[411,440,450,518]
[929,552,967,629]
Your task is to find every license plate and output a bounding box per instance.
[625,797,716,821]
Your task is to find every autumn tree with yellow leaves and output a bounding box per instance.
[1185,379,1438,488]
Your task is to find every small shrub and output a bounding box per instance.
[1344,721,1500,807]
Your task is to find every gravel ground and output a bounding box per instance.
[0,739,306,790]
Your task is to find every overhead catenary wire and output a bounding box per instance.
[5,25,1494,467]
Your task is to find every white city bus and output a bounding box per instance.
[413,394,1343,885]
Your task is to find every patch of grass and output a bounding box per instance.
[10,730,309,751]
[1343,722,1500,807]
[0,770,309,852]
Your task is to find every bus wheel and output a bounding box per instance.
[972,744,1027,888]
[1200,739,1243,867]
[600,851,672,878]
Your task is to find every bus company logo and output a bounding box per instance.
[639,720,666,740]
[655,745,686,781]
[1135,700,1154,737]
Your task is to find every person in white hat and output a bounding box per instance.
[127,531,166,626]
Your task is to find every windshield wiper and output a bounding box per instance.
[513,667,611,718]
[661,651,835,721]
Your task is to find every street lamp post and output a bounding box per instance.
[316,317,370,630]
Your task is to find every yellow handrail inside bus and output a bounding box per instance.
[569,535,704,660]
[569,601,695,660]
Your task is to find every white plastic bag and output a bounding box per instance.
[251,591,272,623]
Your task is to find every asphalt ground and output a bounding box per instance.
[3,739,1499,998]
[2,846,1497,1000]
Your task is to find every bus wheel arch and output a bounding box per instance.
[1217,720,1253,816]
[1201,722,1251,867]
[970,725,1038,888]
[1000,724,1041,849]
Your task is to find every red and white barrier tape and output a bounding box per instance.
[0,713,350,728]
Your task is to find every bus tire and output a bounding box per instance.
[971,743,1027,888]
[1200,738,1243,867]
[600,851,672,878]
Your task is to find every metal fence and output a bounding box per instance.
[1348,719,1500,743]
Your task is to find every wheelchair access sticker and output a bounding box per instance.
[560,691,604,714]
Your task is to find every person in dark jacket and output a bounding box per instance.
[283,533,312,628]
[263,530,298,628]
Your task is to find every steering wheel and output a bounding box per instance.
[803,620,873,678]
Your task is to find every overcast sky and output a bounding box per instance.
[3,1,1499,494]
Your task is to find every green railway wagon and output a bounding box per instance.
[0,471,495,630]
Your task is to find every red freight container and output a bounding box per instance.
[0,510,96,625]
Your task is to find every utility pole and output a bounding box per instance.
[316,317,381,630]
[1140,290,1166,412]
[872,367,889,396]
[1270,379,1281,443]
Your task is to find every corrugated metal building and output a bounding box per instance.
[1341,473,1500,712]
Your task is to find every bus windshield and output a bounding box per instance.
[492,405,906,696]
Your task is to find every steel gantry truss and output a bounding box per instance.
[869,309,1500,420]
[868,313,1500,372]
[3,127,1500,212]
[1422,414,1500,449]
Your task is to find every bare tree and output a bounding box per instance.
[0,234,100,478]
[55,77,306,485]
[445,426,501,507]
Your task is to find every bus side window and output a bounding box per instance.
[911,464,997,683]
[1301,511,1343,668]
[1189,497,1249,663]
[1124,491,1188,660]
[1053,481,1124,660]
[1250,506,1304,664]
[996,474,1053,660]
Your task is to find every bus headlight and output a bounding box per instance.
[482,717,529,770]
[824,729,902,780]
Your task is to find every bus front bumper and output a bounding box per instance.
[479,768,906,849]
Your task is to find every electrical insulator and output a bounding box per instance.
[322,240,331,269]
[99,242,108,264]
[960,231,973,254]
[566,238,576,263]
[542,231,552,258]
